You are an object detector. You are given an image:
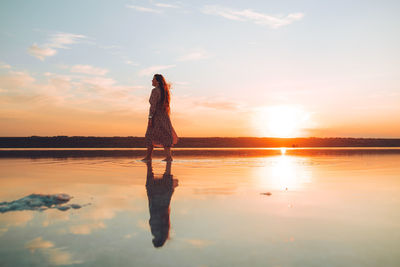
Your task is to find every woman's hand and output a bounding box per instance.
[148,118,153,127]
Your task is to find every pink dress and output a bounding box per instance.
[145,87,178,148]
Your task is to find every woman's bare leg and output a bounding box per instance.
[142,146,153,161]
[162,147,172,161]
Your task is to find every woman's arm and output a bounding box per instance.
[148,88,160,126]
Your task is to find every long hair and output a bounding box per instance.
[154,74,171,115]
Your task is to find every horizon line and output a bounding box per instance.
[1,136,400,140]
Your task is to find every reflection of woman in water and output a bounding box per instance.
[145,161,178,247]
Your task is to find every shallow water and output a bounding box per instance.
[0,150,399,266]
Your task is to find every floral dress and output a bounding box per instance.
[145,87,178,147]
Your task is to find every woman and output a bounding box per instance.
[142,74,178,161]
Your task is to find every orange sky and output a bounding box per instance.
[1,1,399,138]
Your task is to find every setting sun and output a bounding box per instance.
[253,105,311,137]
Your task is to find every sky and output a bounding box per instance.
[0,0,399,137]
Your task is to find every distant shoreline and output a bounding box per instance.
[1,136,400,148]
[1,147,400,159]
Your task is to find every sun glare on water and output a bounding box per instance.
[256,155,312,191]
[253,105,311,138]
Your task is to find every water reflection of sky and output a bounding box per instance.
[1,154,400,266]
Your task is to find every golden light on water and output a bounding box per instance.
[256,154,312,191]
[253,105,311,137]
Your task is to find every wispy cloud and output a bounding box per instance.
[202,5,304,28]
[48,33,86,49]
[177,50,210,62]
[138,64,176,76]
[126,1,182,13]
[28,44,57,61]
[125,60,139,66]
[0,71,36,90]
[153,2,180,9]
[0,62,11,69]
[195,99,240,110]
[28,32,86,60]
[70,65,108,76]
[80,76,116,88]
[126,5,163,13]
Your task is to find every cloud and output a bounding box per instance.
[0,62,11,69]
[0,71,36,90]
[28,32,86,60]
[154,2,180,8]
[0,70,75,108]
[195,99,240,110]
[202,5,304,28]
[48,33,86,49]
[126,1,183,13]
[80,76,116,87]
[125,60,139,66]
[0,68,144,115]
[138,64,176,76]
[0,67,150,136]
[177,50,210,61]
[70,65,108,76]
[126,5,163,13]
[28,44,57,61]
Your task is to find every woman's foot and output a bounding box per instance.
[141,157,152,162]
[162,157,173,162]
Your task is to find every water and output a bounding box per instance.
[0,149,399,266]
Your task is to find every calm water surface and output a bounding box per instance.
[0,150,399,266]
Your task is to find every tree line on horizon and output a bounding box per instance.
[0,136,400,148]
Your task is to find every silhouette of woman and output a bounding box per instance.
[145,161,178,248]
[142,74,178,161]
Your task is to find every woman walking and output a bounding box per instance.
[142,74,178,161]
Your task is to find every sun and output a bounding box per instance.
[253,105,310,138]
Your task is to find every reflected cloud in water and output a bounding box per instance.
[0,211,33,227]
[25,237,82,265]
[0,194,85,213]
[183,238,212,248]
[69,221,106,235]
[145,161,178,248]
